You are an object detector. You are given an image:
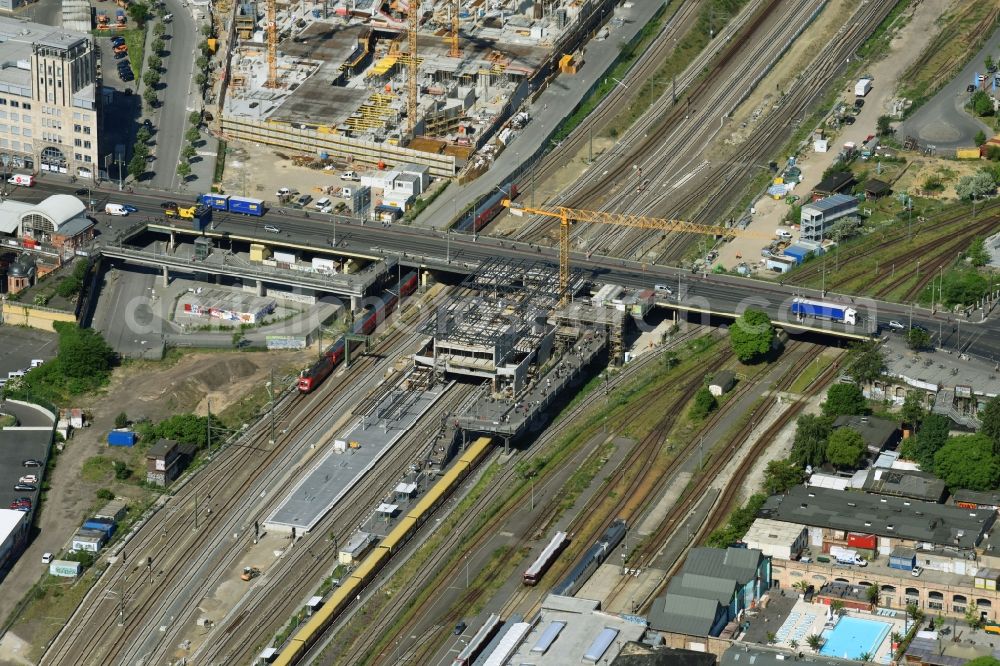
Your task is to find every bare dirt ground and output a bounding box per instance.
[221,145,355,205]
[716,0,952,273]
[0,349,308,660]
[895,157,984,199]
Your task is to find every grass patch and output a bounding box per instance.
[10,570,103,663]
[213,141,227,186]
[80,456,115,483]
[0,413,16,428]
[789,353,835,394]
[123,28,146,80]
[404,180,448,223]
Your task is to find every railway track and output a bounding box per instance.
[323,329,715,665]
[41,287,449,666]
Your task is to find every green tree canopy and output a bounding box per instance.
[177,162,191,180]
[906,327,931,351]
[964,657,1000,666]
[941,270,988,307]
[764,458,803,494]
[56,322,114,379]
[729,309,774,363]
[136,413,217,449]
[128,154,145,181]
[847,341,885,384]
[790,414,833,467]
[934,434,1000,490]
[980,395,1000,453]
[126,1,150,26]
[900,391,925,431]
[822,383,867,418]
[900,413,951,469]
[969,237,991,267]
[956,170,996,200]
[876,115,892,136]
[689,386,717,421]
[826,428,866,469]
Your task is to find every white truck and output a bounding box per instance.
[7,173,34,187]
[105,203,129,216]
[830,545,867,567]
[855,78,872,97]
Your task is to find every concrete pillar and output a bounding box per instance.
[215,273,222,284]
[256,280,264,297]
[161,266,169,287]
[169,231,176,251]
[350,294,360,312]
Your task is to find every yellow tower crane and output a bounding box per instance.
[503,200,774,305]
[264,0,278,88]
[407,0,419,137]
[449,0,461,58]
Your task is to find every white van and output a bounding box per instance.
[8,174,34,187]
[314,197,331,210]
[105,203,129,216]
[775,229,793,240]
[654,284,673,295]
[8,370,25,379]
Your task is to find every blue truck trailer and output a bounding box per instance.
[200,193,230,211]
[228,196,265,216]
[790,298,857,325]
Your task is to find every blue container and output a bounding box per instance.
[228,196,265,216]
[199,193,230,211]
[107,430,136,447]
[83,518,116,538]
[191,205,212,231]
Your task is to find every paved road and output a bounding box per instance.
[150,0,199,190]
[416,0,666,229]
[897,23,1000,152]
[23,178,1000,361]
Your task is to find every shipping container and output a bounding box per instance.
[107,430,136,447]
[273,250,297,265]
[49,560,82,577]
[200,193,231,211]
[190,205,212,231]
[847,533,876,549]
[82,518,116,538]
[855,78,872,97]
[229,196,265,216]
[889,548,916,571]
[250,243,271,262]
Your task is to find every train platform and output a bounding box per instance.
[455,327,607,438]
[263,377,454,533]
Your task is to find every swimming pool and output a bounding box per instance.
[819,616,892,660]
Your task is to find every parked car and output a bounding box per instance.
[293,194,312,208]
[911,566,923,577]
[853,98,864,108]
[41,552,52,564]
[122,204,138,213]
[887,320,905,331]
[454,621,467,635]
[18,475,37,484]
[114,50,128,60]
[22,459,43,467]
[264,224,280,233]
[968,84,978,93]
[14,484,36,492]
[160,201,178,211]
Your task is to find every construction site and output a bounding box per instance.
[217,0,605,178]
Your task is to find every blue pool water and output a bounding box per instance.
[819,616,892,659]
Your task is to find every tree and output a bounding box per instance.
[934,434,1000,490]
[976,130,988,146]
[981,396,1000,453]
[136,127,152,145]
[766,631,777,645]
[199,39,212,56]
[764,458,803,494]
[791,414,833,467]
[662,351,679,370]
[966,602,985,630]
[847,341,885,385]
[143,87,158,109]
[189,110,202,126]
[153,21,165,36]
[147,54,162,72]
[972,90,995,117]
[956,170,996,200]
[181,144,196,161]
[201,24,214,37]
[964,658,1000,666]
[906,327,931,351]
[195,72,208,87]
[128,154,145,181]
[987,55,996,72]
[177,162,191,180]
[859,653,873,663]
[941,270,988,307]
[126,1,150,26]
[185,126,201,143]
[806,634,822,652]
[196,55,209,71]
[876,115,893,136]
[151,37,165,55]
[826,427,866,469]
[793,580,810,596]
[866,584,880,606]
[55,322,114,381]
[789,640,799,651]
[901,391,924,432]
[822,383,867,418]
[728,309,774,363]
[142,70,160,89]
[113,461,131,480]
[114,412,129,429]
[96,488,115,501]
[969,237,991,267]
[907,602,923,626]
[689,386,717,421]
[900,413,950,468]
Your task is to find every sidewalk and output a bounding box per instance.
[414,0,665,229]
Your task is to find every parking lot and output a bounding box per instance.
[0,325,57,379]
[0,428,49,522]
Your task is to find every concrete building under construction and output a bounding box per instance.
[218,0,607,178]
